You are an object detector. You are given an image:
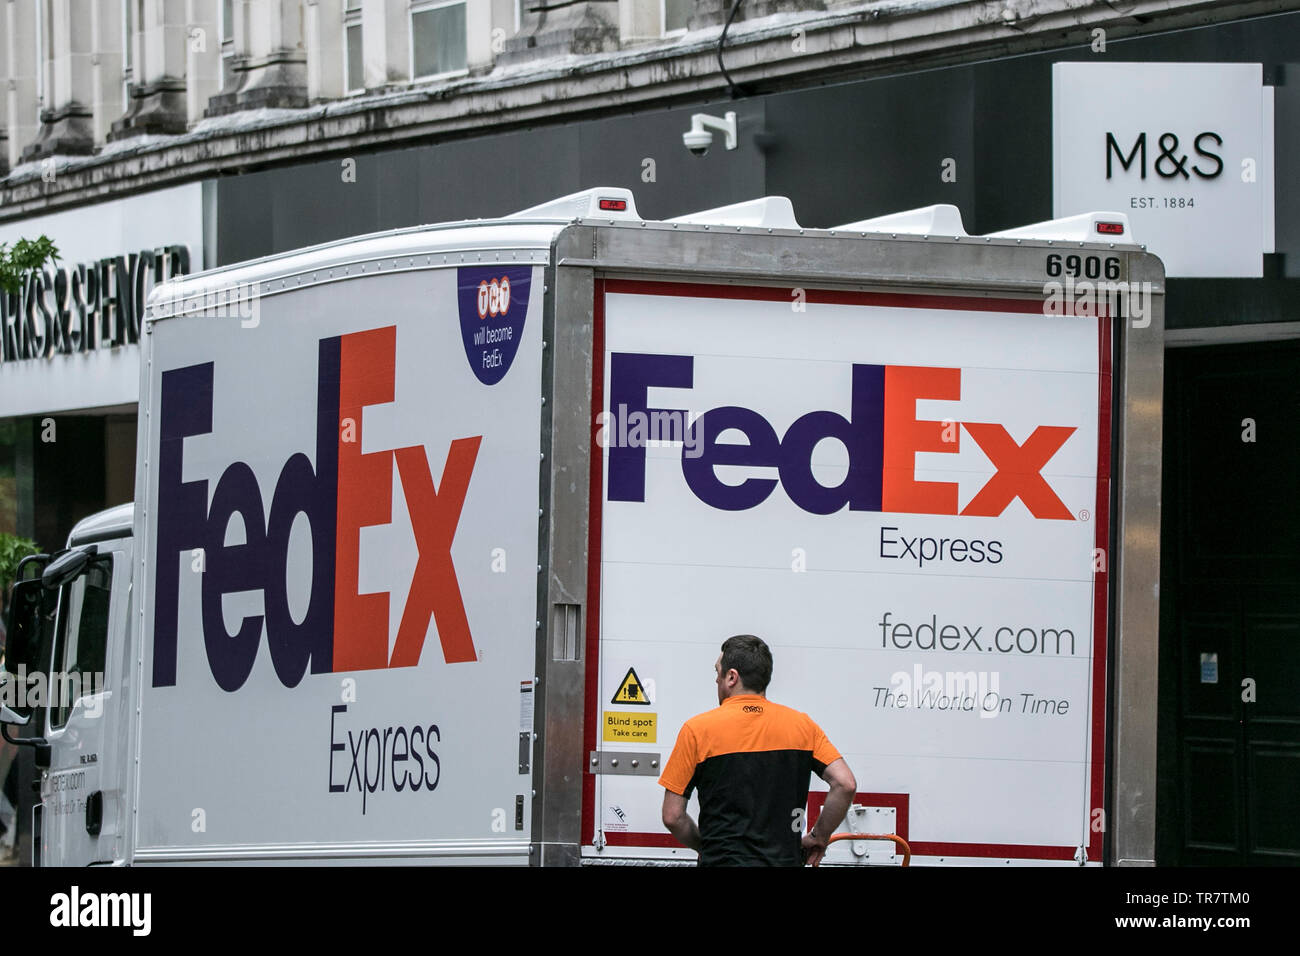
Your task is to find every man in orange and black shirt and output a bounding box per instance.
[660,634,857,866]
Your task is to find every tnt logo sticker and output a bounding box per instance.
[476,276,511,319]
[458,266,531,385]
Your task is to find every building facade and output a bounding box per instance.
[1,0,1297,866]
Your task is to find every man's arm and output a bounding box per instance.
[801,758,857,865]
[662,790,702,852]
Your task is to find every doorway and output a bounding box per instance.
[1158,340,1300,865]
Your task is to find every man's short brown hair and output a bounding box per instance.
[720,634,773,694]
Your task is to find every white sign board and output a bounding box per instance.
[1053,62,1269,278]
[0,182,204,416]
[136,264,542,860]
[591,282,1109,864]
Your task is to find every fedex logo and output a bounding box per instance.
[152,326,481,692]
[607,352,1078,519]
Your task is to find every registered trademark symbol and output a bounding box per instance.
[1079,509,1090,521]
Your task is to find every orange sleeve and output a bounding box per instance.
[810,719,842,775]
[658,720,700,796]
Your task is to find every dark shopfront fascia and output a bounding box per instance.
[205,9,1294,867]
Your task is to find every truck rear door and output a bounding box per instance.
[580,270,1112,865]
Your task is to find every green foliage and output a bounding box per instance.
[0,533,42,596]
[0,236,60,295]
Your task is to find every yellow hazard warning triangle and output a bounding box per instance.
[611,667,651,705]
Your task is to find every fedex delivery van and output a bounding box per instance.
[0,187,1165,866]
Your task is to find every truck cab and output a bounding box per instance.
[2,504,134,866]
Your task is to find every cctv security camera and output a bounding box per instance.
[683,128,714,156]
[683,111,738,158]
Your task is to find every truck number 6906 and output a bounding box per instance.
[1046,254,1120,281]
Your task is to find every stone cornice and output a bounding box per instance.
[0,0,1293,221]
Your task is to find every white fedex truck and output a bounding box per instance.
[0,188,1164,866]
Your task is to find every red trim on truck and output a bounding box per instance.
[1088,312,1113,863]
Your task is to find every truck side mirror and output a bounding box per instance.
[1,555,53,726]
[41,545,95,591]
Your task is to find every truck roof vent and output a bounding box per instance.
[834,204,967,237]
[668,196,800,229]
[508,187,641,221]
[984,211,1135,244]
